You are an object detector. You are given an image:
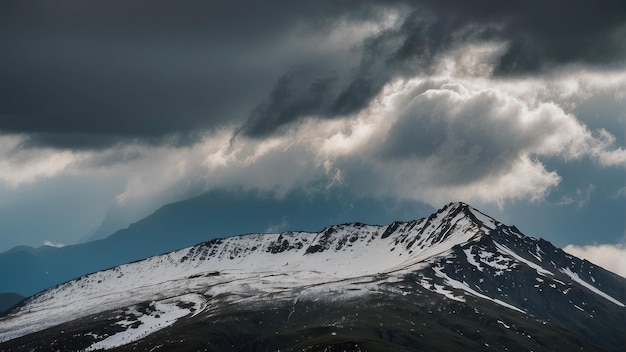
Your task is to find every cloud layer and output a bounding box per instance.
[0,0,625,249]
[2,0,625,148]
[3,59,624,209]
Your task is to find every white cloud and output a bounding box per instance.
[0,134,85,187]
[564,244,626,278]
[306,57,625,207]
[589,129,626,167]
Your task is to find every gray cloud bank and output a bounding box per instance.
[1,0,624,148]
[241,0,626,137]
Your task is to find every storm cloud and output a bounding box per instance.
[0,0,383,148]
[239,0,626,137]
[2,0,625,147]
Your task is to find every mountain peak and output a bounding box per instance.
[442,201,499,230]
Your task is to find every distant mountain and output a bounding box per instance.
[0,189,432,296]
[0,293,24,314]
[1,203,624,351]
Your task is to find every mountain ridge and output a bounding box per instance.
[1,202,624,351]
[0,190,433,297]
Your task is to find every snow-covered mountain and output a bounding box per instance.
[1,202,624,351]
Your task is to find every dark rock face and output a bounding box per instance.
[0,287,613,352]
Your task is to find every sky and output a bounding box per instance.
[1,1,625,275]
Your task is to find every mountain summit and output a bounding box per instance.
[1,202,624,351]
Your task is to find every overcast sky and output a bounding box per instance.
[1,1,625,275]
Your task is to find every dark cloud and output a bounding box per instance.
[423,0,626,66]
[18,131,205,151]
[2,0,624,147]
[0,32,273,149]
[239,66,339,137]
[0,0,384,149]
[239,0,626,137]
[18,133,130,151]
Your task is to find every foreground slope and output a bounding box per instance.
[0,202,624,351]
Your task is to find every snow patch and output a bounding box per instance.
[468,208,497,230]
[432,267,526,314]
[86,294,206,351]
[497,320,510,329]
[560,268,624,307]
[463,248,483,271]
[494,242,554,276]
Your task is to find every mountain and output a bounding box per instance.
[0,293,24,314]
[0,202,624,351]
[0,189,432,296]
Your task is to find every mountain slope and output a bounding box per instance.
[0,189,432,296]
[0,202,624,351]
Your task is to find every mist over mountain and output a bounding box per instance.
[1,203,624,351]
